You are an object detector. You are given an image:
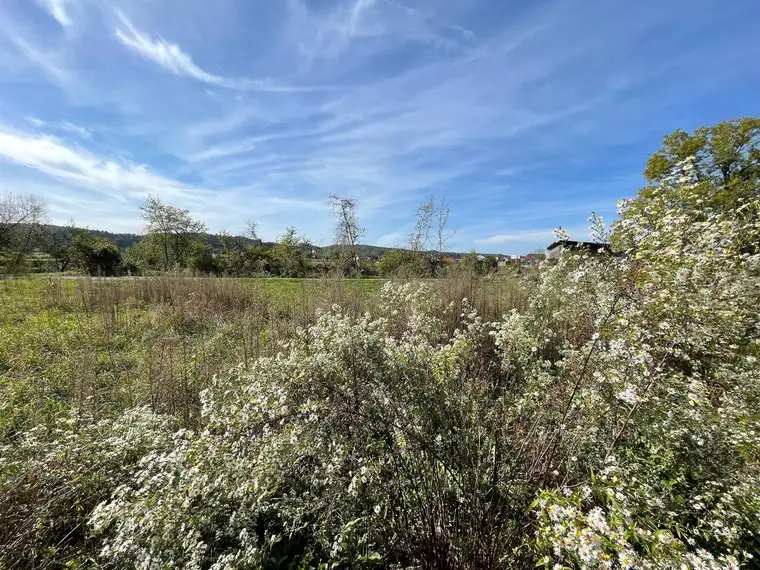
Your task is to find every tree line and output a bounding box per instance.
[0,188,476,278]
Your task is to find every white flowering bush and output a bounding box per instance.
[91,286,524,568]
[0,407,175,569]
[528,154,760,568]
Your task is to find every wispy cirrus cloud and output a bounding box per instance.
[114,11,233,87]
[60,121,93,138]
[113,11,314,92]
[38,0,73,27]
[285,0,477,66]
[0,124,332,238]
[0,28,71,85]
[25,116,46,127]
[0,127,199,202]
[473,225,592,250]
[475,230,559,246]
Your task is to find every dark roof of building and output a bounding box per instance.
[546,240,607,251]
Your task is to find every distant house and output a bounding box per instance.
[524,252,545,264]
[546,240,607,260]
[498,254,527,267]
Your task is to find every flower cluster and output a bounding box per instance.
[0,408,175,569]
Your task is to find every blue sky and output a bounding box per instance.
[0,0,758,253]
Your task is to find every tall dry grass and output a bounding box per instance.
[0,273,534,437]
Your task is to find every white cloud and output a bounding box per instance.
[2,30,71,85]
[0,127,337,237]
[474,230,556,245]
[114,11,228,86]
[60,121,92,138]
[25,116,46,127]
[474,226,591,246]
[286,0,476,64]
[39,0,73,27]
[113,11,308,92]
[190,137,261,163]
[0,128,199,202]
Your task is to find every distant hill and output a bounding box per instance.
[40,225,262,253]
[42,225,143,250]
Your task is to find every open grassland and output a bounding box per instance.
[0,274,532,439]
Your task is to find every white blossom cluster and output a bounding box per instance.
[0,408,176,567]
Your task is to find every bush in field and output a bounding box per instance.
[532,166,760,570]
[71,233,123,276]
[0,408,175,569]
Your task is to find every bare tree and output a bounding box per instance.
[139,195,207,270]
[244,219,259,242]
[408,194,457,276]
[409,198,434,253]
[434,192,457,257]
[329,195,364,277]
[0,191,48,273]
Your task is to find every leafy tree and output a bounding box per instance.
[213,231,244,275]
[46,220,77,273]
[188,242,218,275]
[121,239,162,274]
[0,192,47,273]
[377,249,406,277]
[643,117,759,211]
[617,117,760,254]
[358,258,378,277]
[377,248,420,277]
[139,195,207,270]
[271,227,308,277]
[242,244,272,275]
[70,234,122,276]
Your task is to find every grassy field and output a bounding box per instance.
[0,277,379,436]
[0,274,531,440]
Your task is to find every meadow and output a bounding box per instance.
[0,275,529,438]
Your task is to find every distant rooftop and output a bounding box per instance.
[546,240,606,251]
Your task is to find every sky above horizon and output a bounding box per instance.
[1,0,759,253]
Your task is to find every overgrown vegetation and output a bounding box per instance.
[1,118,759,569]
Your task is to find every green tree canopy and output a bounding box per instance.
[139,195,207,270]
[71,233,122,276]
[271,227,308,277]
[616,117,760,254]
[643,117,760,210]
